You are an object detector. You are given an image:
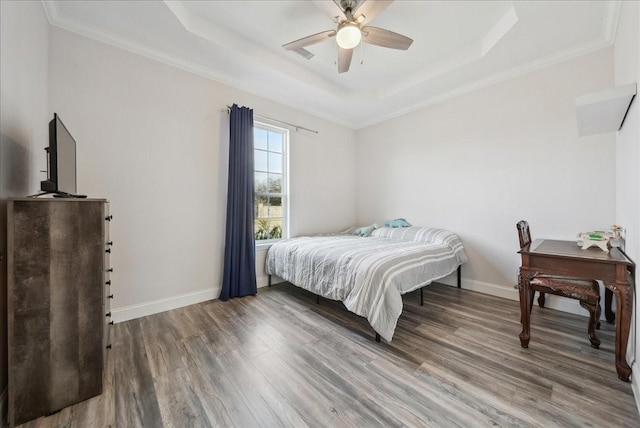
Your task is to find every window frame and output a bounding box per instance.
[253,121,289,245]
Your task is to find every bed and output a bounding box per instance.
[265,226,468,341]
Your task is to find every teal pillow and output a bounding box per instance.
[354,223,378,237]
[384,218,412,228]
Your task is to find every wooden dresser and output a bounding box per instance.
[7,198,113,426]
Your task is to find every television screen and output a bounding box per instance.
[41,113,77,195]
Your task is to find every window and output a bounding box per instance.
[254,122,288,242]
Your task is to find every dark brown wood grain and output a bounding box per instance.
[8,199,108,426]
[518,238,635,381]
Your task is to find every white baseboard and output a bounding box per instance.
[111,287,221,323]
[455,277,603,320]
[459,277,520,300]
[257,274,284,288]
[112,275,286,324]
[112,274,603,324]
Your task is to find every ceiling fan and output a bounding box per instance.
[283,0,413,73]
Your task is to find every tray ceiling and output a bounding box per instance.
[43,1,620,129]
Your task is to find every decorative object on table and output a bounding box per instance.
[610,224,625,249]
[611,224,623,238]
[577,231,614,252]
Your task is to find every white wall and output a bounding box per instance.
[356,48,616,308]
[2,0,638,419]
[614,0,640,398]
[0,0,50,422]
[0,1,50,192]
[48,27,357,322]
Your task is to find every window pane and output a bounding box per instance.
[254,124,288,241]
[255,195,268,219]
[268,174,282,193]
[255,172,268,193]
[268,131,282,153]
[254,128,268,150]
[269,218,283,239]
[254,218,283,240]
[255,149,268,172]
[255,218,271,240]
[269,197,282,218]
[268,152,282,174]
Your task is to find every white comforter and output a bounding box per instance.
[265,227,468,341]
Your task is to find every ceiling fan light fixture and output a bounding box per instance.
[282,0,410,73]
[336,22,361,49]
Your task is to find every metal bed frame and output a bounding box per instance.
[268,265,463,342]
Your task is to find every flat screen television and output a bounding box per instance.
[40,113,84,197]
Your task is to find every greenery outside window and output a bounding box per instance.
[254,122,288,242]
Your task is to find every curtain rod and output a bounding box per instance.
[223,106,319,134]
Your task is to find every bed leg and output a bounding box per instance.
[316,294,320,304]
[375,333,381,343]
[268,275,272,287]
[420,287,424,306]
[457,265,462,288]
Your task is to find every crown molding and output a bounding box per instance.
[354,1,620,128]
[40,1,620,131]
[42,2,237,91]
[45,0,351,130]
[603,0,621,43]
[356,38,613,129]
[39,1,354,129]
[41,0,59,24]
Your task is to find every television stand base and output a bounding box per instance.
[54,193,87,198]
[28,191,87,198]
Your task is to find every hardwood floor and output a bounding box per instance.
[16,283,639,427]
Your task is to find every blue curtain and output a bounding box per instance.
[220,104,257,300]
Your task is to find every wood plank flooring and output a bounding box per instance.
[16,283,640,427]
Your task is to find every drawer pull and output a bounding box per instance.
[108,294,114,299]
[105,280,111,285]
[107,241,113,246]
[106,312,111,318]
[109,321,114,325]
[105,248,111,254]
[106,344,112,350]
[107,268,113,272]
[105,215,113,221]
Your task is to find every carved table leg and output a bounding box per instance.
[609,281,633,382]
[537,292,546,308]
[580,300,601,349]
[519,268,532,348]
[605,288,615,323]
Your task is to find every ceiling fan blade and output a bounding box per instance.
[361,26,413,50]
[337,47,353,73]
[312,0,346,22]
[353,0,393,26]
[283,30,336,51]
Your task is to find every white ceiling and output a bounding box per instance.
[42,1,620,129]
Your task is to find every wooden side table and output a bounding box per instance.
[518,239,635,381]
